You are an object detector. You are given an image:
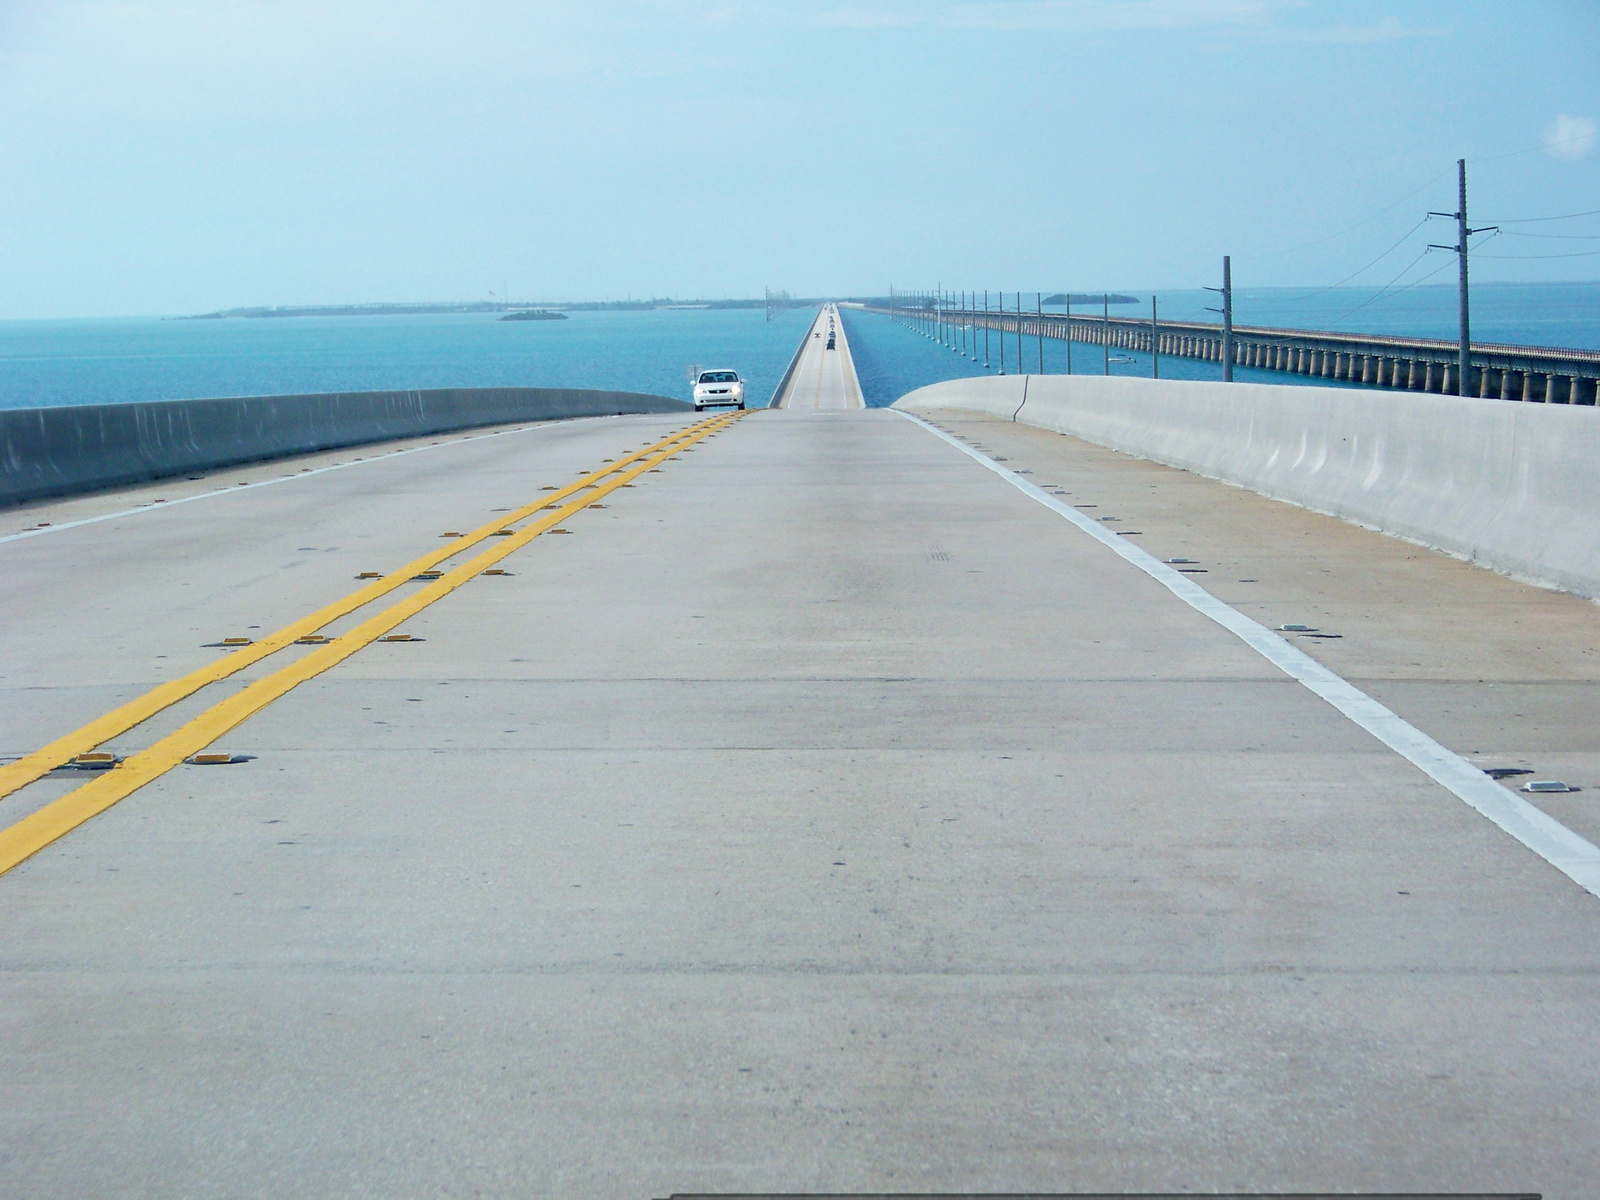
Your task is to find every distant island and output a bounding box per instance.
[1043,293,1140,306]
[179,297,827,319]
[183,302,515,319]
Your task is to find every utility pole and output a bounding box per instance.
[1037,292,1044,374]
[1203,256,1234,381]
[1430,159,1497,396]
[998,292,1006,375]
[1065,293,1072,375]
[1223,257,1233,381]
[1151,296,1159,379]
[1017,292,1024,374]
[1102,293,1110,375]
[983,291,990,368]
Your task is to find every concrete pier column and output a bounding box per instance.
[1361,355,1375,384]
[1479,367,1492,399]
[1405,360,1419,390]
[1522,372,1538,402]
[1500,370,1514,401]
[1321,350,1334,377]
[1423,362,1436,392]
[1441,364,1454,394]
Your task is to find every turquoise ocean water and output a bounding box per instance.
[1,283,1594,412]
[0,307,817,412]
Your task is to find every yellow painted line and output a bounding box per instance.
[0,412,743,877]
[0,414,723,805]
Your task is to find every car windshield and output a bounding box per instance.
[699,371,738,383]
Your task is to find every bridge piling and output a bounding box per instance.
[868,302,1600,402]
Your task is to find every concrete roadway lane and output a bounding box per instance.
[771,303,863,409]
[1,407,1597,1197]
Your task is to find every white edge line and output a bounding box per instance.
[897,407,1600,899]
[0,413,663,547]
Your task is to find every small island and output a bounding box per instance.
[1043,293,1139,306]
[500,309,568,322]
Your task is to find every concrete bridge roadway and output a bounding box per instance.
[770,302,863,409]
[1,371,1598,1194]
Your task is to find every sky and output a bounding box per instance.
[0,0,1597,317]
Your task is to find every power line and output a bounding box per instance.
[1500,230,1600,240]
[1488,207,1600,225]
[1473,248,1600,260]
[1266,217,1430,303]
[1468,127,1600,164]
[1323,246,1437,327]
[1250,166,1453,260]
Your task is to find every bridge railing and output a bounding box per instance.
[865,305,1600,405]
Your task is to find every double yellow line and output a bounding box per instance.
[0,410,742,876]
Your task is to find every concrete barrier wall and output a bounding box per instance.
[1,387,689,507]
[894,374,1600,599]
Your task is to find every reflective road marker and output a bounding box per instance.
[899,409,1600,899]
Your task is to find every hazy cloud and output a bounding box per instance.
[1545,113,1598,160]
[818,0,1281,32]
[814,0,1417,40]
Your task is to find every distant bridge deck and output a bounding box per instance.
[1,384,1597,1193]
[871,302,1600,403]
[769,303,863,410]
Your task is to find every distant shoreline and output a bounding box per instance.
[178,298,827,320]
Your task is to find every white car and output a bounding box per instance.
[693,369,745,411]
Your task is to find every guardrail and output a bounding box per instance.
[1,386,689,507]
[896,373,1600,598]
[768,307,818,408]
